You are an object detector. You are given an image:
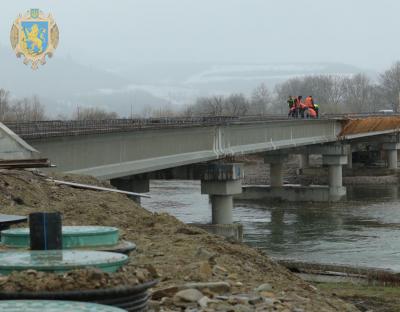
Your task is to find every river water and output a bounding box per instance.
[142,181,400,271]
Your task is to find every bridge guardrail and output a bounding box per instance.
[3,113,399,140]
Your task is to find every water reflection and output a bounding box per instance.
[142,181,400,271]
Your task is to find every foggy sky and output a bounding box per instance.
[1,0,399,71]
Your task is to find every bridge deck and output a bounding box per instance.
[3,114,399,179]
[4,115,344,139]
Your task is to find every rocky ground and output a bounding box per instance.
[0,169,359,311]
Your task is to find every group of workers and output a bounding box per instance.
[287,95,319,118]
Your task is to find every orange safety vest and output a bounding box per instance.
[305,96,314,108]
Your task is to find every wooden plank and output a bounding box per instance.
[0,159,51,169]
[49,179,151,198]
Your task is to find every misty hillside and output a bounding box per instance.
[0,44,366,117]
[0,45,170,117]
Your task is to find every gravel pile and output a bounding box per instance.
[0,169,358,311]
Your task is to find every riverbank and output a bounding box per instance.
[0,169,359,311]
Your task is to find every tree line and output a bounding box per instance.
[181,61,400,116]
[1,61,400,121]
[0,89,118,122]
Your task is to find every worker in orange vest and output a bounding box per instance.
[296,96,306,118]
[304,96,314,109]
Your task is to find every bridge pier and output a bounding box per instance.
[264,153,288,187]
[238,144,349,202]
[347,145,353,169]
[199,163,243,240]
[323,154,347,201]
[110,176,150,204]
[383,143,400,170]
[299,153,309,170]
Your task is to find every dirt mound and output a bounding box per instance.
[0,268,152,292]
[0,170,357,311]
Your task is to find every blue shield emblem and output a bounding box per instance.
[20,21,48,56]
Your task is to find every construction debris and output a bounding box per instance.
[49,179,151,198]
[339,116,400,137]
[0,159,51,169]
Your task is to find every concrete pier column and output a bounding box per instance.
[388,150,398,169]
[270,162,284,187]
[328,165,342,188]
[323,155,347,201]
[264,154,288,187]
[383,143,400,169]
[299,154,309,169]
[211,195,233,224]
[347,148,353,169]
[200,163,243,240]
[110,176,150,203]
[201,163,242,225]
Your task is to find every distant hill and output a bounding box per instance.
[0,46,370,116]
[0,46,170,117]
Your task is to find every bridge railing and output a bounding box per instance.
[3,113,399,140]
[3,116,242,139]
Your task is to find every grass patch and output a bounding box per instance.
[315,282,400,312]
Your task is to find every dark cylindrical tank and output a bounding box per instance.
[29,212,62,250]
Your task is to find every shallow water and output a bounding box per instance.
[142,181,400,271]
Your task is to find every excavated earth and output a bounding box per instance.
[0,169,359,311]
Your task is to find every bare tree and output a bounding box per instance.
[0,89,10,121]
[5,96,46,122]
[250,83,271,115]
[275,75,346,113]
[379,61,400,112]
[73,107,118,120]
[29,95,46,121]
[224,94,249,116]
[189,96,225,116]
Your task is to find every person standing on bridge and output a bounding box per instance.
[296,96,306,118]
[287,96,296,118]
[304,95,314,108]
[304,95,317,119]
[314,102,319,118]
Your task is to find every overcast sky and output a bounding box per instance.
[1,0,399,70]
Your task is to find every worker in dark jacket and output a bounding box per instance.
[287,96,295,117]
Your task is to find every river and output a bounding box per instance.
[142,181,400,271]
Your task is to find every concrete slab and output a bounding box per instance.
[201,180,242,195]
[236,184,346,202]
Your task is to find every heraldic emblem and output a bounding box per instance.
[10,9,59,70]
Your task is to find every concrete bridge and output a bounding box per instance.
[3,115,400,240]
